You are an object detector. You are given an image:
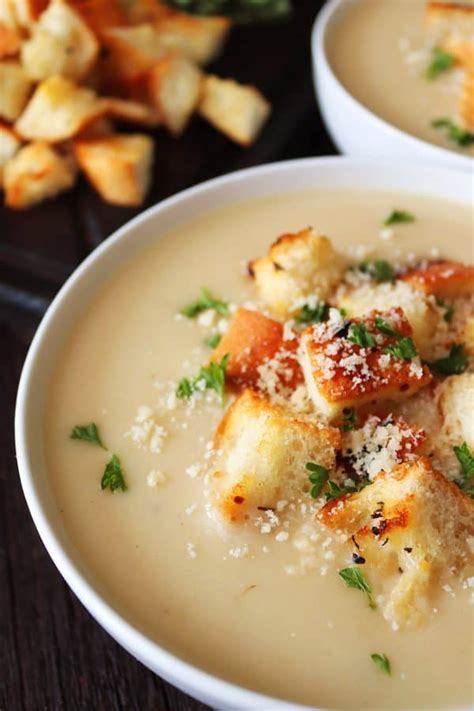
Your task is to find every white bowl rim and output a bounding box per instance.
[14,156,473,711]
[312,0,472,168]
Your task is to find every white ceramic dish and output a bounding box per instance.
[15,157,473,711]
[312,0,472,171]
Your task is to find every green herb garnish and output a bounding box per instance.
[165,0,292,22]
[306,462,329,498]
[427,343,468,375]
[426,47,455,80]
[383,336,418,361]
[176,377,193,399]
[296,301,329,324]
[436,297,454,323]
[358,259,395,283]
[339,567,376,609]
[325,478,369,502]
[342,408,357,431]
[70,423,106,450]
[180,288,229,318]
[431,118,474,147]
[375,316,399,338]
[384,210,415,226]
[176,354,230,404]
[349,323,376,348]
[101,454,127,492]
[205,333,222,348]
[453,442,474,496]
[371,653,391,675]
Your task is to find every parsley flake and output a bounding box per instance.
[427,343,467,375]
[101,454,127,493]
[306,462,329,498]
[296,301,329,324]
[176,354,230,404]
[180,288,229,318]
[339,567,376,609]
[375,316,399,338]
[176,377,193,399]
[383,336,417,361]
[358,259,395,283]
[436,298,454,323]
[453,442,474,497]
[342,408,357,431]
[325,478,369,502]
[384,210,415,226]
[349,323,376,348]
[425,47,455,80]
[431,118,474,147]
[70,422,106,450]
[205,333,222,348]
[371,653,391,675]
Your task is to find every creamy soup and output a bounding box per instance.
[45,190,474,710]
[327,0,474,156]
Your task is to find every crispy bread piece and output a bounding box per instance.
[460,70,474,130]
[74,133,154,206]
[148,54,203,135]
[210,307,302,392]
[426,1,474,69]
[211,389,341,522]
[249,229,346,318]
[0,61,33,121]
[101,97,159,126]
[0,122,21,186]
[4,141,76,208]
[0,23,21,58]
[154,14,230,66]
[300,308,432,420]
[198,75,270,146]
[436,372,474,449]
[338,280,441,359]
[402,260,474,298]
[9,0,48,27]
[122,0,172,24]
[322,457,474,626]
[0,2,19,31]
[459,315,474,357]
[67,0,128,35]
[101,24,168,78]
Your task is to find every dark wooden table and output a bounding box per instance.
[1,3,336,708]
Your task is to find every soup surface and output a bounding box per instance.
[45,189,474,709]
[327,0,474,156]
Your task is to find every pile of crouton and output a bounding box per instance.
[0,0,271,209]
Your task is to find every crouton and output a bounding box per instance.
[437,372,474,449]
[300,308,432,421]
[210,307,303,393]
[148,54,203,135]
[67,0,128,35]
[402,260,474,298]
[321,457,474,626]
[459,315,474,357]
[0,61,33,121]
[460,70,474,130]
[8,0,48,27]
[101,24,168,78]
[426,1,474,69]
[198,75,271,146]
[0,23,20,58]
[21,0,99,81]
[210,389,341,522]
[0,2,19,31]
[101,97,159,127]
[4,141,76,209]
[337,280,441,359]
[122,0,172,24]
[154,15,231,66]
[74,133,154,206]
[249,229,347,319]
[0,122,20,187]
[15,76,103,141]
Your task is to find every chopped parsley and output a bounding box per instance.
[70,422,106,450]
[383,336,418,361]
[339,567,376,609]
[370,653,391,675]
[375,316,399,338]
[436,297,454,323]
[176,353,230,404]
[431,118,474,147]
[349,323,376,348]
[342,408,357,431]
[205,333,222,348]
[306,462,329,498]
[358,259,395,283]
[325,478,369,502]
[180,288,229,318]
[165,0,292,23]
[427,343,468,375]
[454,442,474,497]
[101,454,127,493]
[384,210,415,226]
[296,301,329,324]
[425,47,455,80]
[176,377,193,399]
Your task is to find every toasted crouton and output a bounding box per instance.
[402,260,474,298]
[437,372,474,449]
[460,70,474,130]
[0,122,21,186]
[122,0,172,24]
[198,75,271,146]
[0,61,33,121]
[459,315,474,357]
[0,23,21,58]
[8,0,48,27]
[321,457,474,626]
[154,15,230,66]
[4,141,76,208]
[210,307,302,392]
[101,97,159,126]
[426,1,474,69]
[102,24,168,78]
[300,308,432,420]
[148,55,203,135]
[338,281,441,359]
[74,133,154,206]
[0,2,19,31]
[66,0,128,35]
[249,229,347,319]
[15,76,103,141]
[210,389,341,522]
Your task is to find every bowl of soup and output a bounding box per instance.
[312,0,473,168]
[15,157,474,710]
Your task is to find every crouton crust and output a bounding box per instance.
[0,23,21,58]
[426,1,474,68]
[402,260,474,298]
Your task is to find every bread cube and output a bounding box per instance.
[8,0,48,27]
[4,141,76,209]
[155,15,230,66]
[249,229,346,318]
[338,280,441,359]
[0,122,21,187]
[437,373,474,450]
[66,0,128,35]
[121,0,171,24]
[426,1,473,68]
[102,97,159,127]
[459,316,474,357]
[402,260,474,299]
[322,457,474,626]
[210,307,303,393]
[0,3,19,31]
[300,308,432,420]
[102,24,168,78]
[199,75,271,146]
[211,389,341,522]
[0,23,21,58]
[149,55,203,135]
[460,71,474,131]
[0,61,33,121]
[74,133,154,206]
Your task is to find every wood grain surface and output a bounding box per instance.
[0,3,336,709]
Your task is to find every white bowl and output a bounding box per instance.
[312,0,472,171]
[15,157,472,711]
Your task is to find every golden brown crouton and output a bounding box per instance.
[211,389,341,522]
[426,1,474,69]
[249,229,346,318]
[198,75,271,146]
[0,122,21,187]
[0,23,21,58]
[148,54,203,135]
[0,61,33,121]
[67,0,128,35]
[154,14,230,66]
[74,133,154,206]
[322,457,474,626]
[460,70,474,130]
[210,307,303,393]
[101,97,159,127]
[0,3,19,31]
[436,372,474,449]
[300,308,432,420]
[402,260,474,299]
[8,0,48,27]
[4,141,76,209]
[101,24,168,79]
[122,0,172,24]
